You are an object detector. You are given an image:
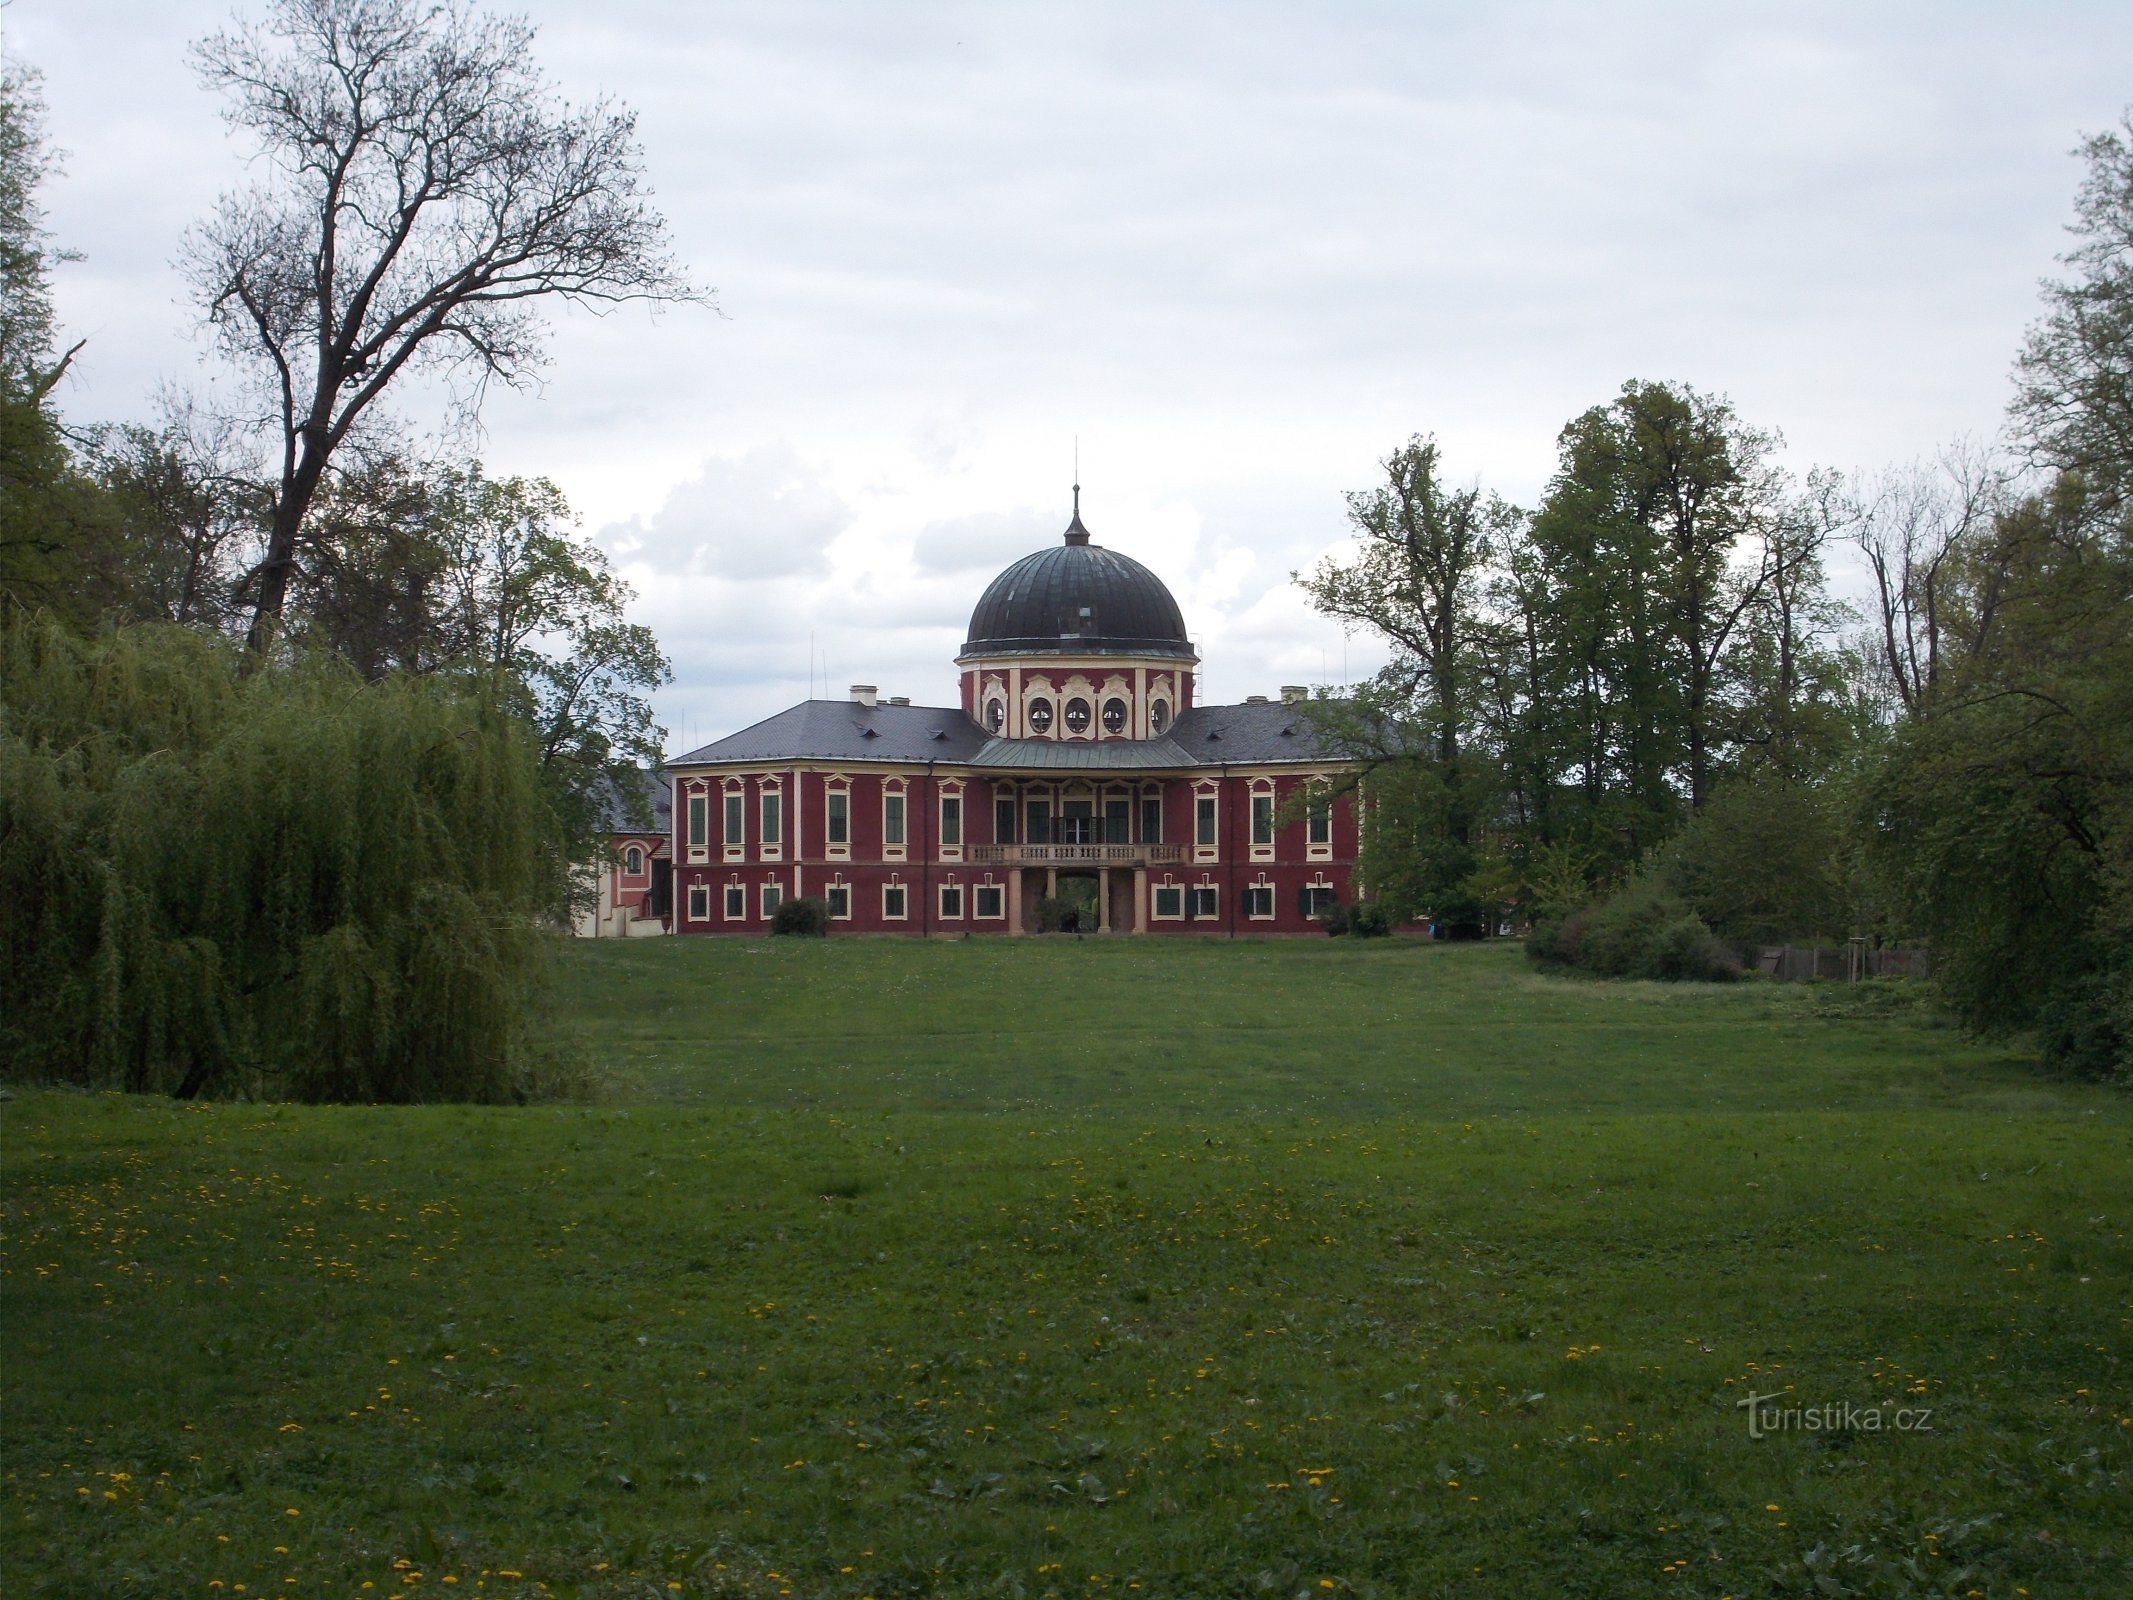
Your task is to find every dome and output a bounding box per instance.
[961,494,1194,660]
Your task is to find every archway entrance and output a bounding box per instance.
[1052,870,1099,933]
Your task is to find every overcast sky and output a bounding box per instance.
[11,1,2130,750]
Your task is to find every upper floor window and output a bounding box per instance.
[826,791,849,844]
[1195,795,1218,847]
[1028,699,1054,734]
[1064,697,1092,734]
[940,795,962,846]
[623,845,644,875]
[688,794,708,849]
[1102,697,1127,733]
[760,792,782,846]
[1026,798,1053,845]
[995,796,1016,843]
[1150,698,1171,734]
[1140,795,1162,843]
[986,698,1005,732]
[1308,799,1331,846]
[722,791,742,845]
[884,792,906,847]
[1251,794,1275,846]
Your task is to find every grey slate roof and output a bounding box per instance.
[671,697,1345,772]
[594,766,672,834]
[669,700,991,766]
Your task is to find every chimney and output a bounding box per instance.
[888,695,911,706]
[1280,684,1308,704]
[1245,694,1269,704]
[850,684,877,708]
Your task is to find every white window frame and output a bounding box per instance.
[722,782,745,863]
[1250,782,1276,860]
[623,844,644,876]
[723,882,747,921]
[1305,880,1337,918]
[1307,787,1333,861]
[939,882,963,920]
[883,784,907,863]
[938,789,963,861]
[1190,884,1219,920]
[687,882,709,922]
[686,787,709,862]
[1193,784,1220,862]
[758,783,784,862]
[1140,789,1163,845]
[1245,881,1275,920]
[825,784,851,860]
[826,881,852,921]
[1152,881,1185,921]
[974,881,1006,920]
[882,881,908,921]
[759,881,782,920]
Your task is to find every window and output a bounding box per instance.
[1064,696,1092,734]
[1102,697,1127,733]
[1150,698,1170,733]
[1251,794,1275,846]
[986,698,1004,732]
[1195,795,1218,847]
[884,792,906,847]
[723,792,742,846]
[975,883,1005,919]
[940,795,962,847]
[1104,798,1130,843]
[1061,800,1095,845]
[1245,884,1274,919]
[688,794,708,850]
[826,884,851,919]
[939,884,963,919]
[1308,800,1331,847]
[759,882,782,919]
[1303,884,1336,917]
[624,844,644,875]
[760,792,782,847]
[1153,884,1184,919]
[995,797,1016,844]
[724,883,746,920]
[1141,795,1162,844]
[1028,698,1054,734]
[1026,798,1052,845]
[687,883,709,921]
[1190,886,1219,919]
[883,883,907,920]
[826,791,849,845]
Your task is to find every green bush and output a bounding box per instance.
[1,615,569,1101]
[1034,895,1085,933]
[1527,881,1737,982]
[1315,900,1350,936]
[771,896,830,937]
[1347,901,1392,938]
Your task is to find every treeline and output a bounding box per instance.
[1303,120,2133,1078]
[1,2,695,1100]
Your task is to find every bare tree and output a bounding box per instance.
[183,0,709,651]
[1844,441,2004,716]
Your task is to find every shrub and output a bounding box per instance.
[1526,908,1588,968]
[1315,900,1350,936]
[1528,880,1737,982]
[1347,901,1391,938]
[1034,895,1082,933]
[771,896,830,936]
[1,616,566,1101]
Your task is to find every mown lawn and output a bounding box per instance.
[4,938,2128,1599]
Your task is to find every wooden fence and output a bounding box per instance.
[1756,943,1932,982]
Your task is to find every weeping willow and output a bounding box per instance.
[1,613,569,1101]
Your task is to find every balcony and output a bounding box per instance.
[968,843,1187,866]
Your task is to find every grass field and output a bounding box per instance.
[4,937,2129,1598]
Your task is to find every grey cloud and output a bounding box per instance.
[909,508,1056,575]
[602,445,851,580]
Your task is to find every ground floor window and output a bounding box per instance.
[1244,884,1274,919]
[883,883,908,920]
[1153,883,1184,920]
[826,884,851,919]
[939,883,963,919]
[687,883,709,921]
[975,883,1005,919]
[1190,886,1219,919]
[760,882,782,920]
[724,883,746,920]
[1303,883,1336,917]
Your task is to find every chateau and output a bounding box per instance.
[663,493,1361,934]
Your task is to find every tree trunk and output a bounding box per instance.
[246,431,331,653]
